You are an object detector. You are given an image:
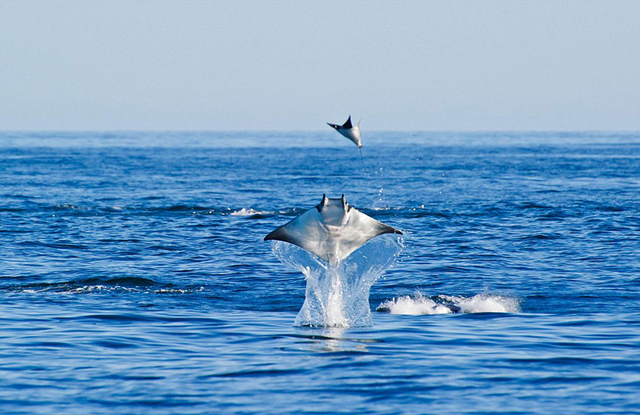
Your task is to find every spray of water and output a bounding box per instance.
[272,234,403,328]
[357,146,386,209]
[377,292,521,315]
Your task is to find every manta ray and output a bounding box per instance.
[265,194,402,264]
[327,116,361,148]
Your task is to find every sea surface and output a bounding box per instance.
[1,131,640,414]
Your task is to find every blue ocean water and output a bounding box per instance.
[1,131,640,414]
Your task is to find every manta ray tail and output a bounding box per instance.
[359,147,368,173]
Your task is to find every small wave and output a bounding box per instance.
[518,202,551,210]
[0,207,27,212]
[101,206,125,212]
[228,207,302,218]
[52,204,90,211]
[7,277,204,296]
[62,285,140,294]
[18,284,138,295]
[165,205,209,212]
[19,285,203,295]
[154,287,205,294]
[377,292,520,315]
[521,234,559,240]
[100,277,157,287]
[19,241,88,250]
[230,208,270,217]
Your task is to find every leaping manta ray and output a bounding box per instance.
[327,116,361,149]
[265,194,402,264]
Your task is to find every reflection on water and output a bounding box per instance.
[286,327,386,353]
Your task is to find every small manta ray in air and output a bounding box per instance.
[327,116,361,149]
[265,194,402,265]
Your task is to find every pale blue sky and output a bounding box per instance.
[1,0,639,131]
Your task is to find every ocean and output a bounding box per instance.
[1,131,639,414]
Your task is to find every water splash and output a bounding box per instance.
[230,208,267,216]
[377,292,520,315]
[377,292,454,315]
[272,234,403,327]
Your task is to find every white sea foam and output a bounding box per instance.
[17,284,204,295]
[61,285,139,294]
[230,208,268,216]
[377,293,453,315]
[441,294,520,313]
[378,292,520,315]
[106,206,124,212]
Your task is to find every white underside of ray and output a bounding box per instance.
[338,125,361,148]
[270,207,390,264]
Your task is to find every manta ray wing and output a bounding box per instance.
[337,207,401,260]
[342,116,353,129]
[264,208,332,262]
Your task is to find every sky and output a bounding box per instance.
[1,0,639,131]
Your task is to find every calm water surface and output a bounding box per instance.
[1,131,639,414]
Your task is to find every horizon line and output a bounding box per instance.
[2,129,640,134]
